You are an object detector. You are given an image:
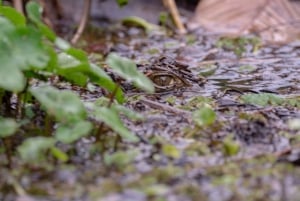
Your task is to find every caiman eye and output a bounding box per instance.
[148,72,184,91]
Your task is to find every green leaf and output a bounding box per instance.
[0,6,26,26]
[106,53,154,93]
[26,1,56,41]
[12,27,50,70]
[56,53,124,102]
[0,18,49,73]
[222,135,240,156]
[26,1,42,24]
[0,59,26,92]
[113,104,144,121]
[65,47,88,62]
[104,150,138,166]
[91,105,139,142]
[0,118,18,138]
[37,23,56,41]
[57,52,81,68]
[55,121,93,144]
[162,144,181,159]
[192,106,216,126]
[30,86,86,123]
[89,63,124,103]
[50,147,68,162]
[55,37,70,50]
[116,0,128,7]
[240,93,284,106]
[122,16,159,31]
[18,137,55,163]
[94,97,144,121]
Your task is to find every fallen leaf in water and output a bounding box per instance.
[188,0,300,44]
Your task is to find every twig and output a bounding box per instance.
[71,0,91,44]
[163,0,187,34]
[139,97,191,115]
[13,0,24,15]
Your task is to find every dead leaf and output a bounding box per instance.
[188,0,300,44]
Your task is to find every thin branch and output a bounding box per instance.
[71,0,91,44]
[13,0,24,15]
[163,0,187,34]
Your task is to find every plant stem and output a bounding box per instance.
[71,0,91,44]
[162,0,186,34]
[44,114,52,136]
[3,138,12,168]
[95,84,120,142]
[13,0,24,15]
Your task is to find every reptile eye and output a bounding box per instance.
[148,72,184,91]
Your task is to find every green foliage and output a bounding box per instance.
[116,0,128,7]
[216,36,261,57]
[106,53,154,93]
[121,16,159,32]
[55,121,93,144]
[240,93,284,106]
[162,144,181,159]
[0,6,26,26]
[0,117,18,138]
[0,2,153,166]
[18,137,56,164]
[222,135,240,157]
[192,106,216,127]
[104,149,138,166]
[88,102,139,142]
[30,86,87,123]
[241,93,300,108]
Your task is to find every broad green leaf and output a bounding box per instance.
[192,106,216,126]
[0,16,15,34]
[37,23,56,41]
[50,147,68,162]
[14,28,48,69]
[26,1,56,41]
[0,19,26,92]
[0,58,26,92]
[106,53,154,93]
[26,1,42,24]
[57,53,124,102]
[0,19,49,72]
[11,27,50,69]
[240,93,284,106]
[89,63,124,103]
[0,6,26,26]
[66,48,89,62]
[91,106,139,142]
[18,137,55,163]
[55,121,93,144]
[0,118,18,138]
[55,37,70,50]
[94,97,143,121]
[57,52,81,68]
[44,46,58,72]
[30,86,86,123]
